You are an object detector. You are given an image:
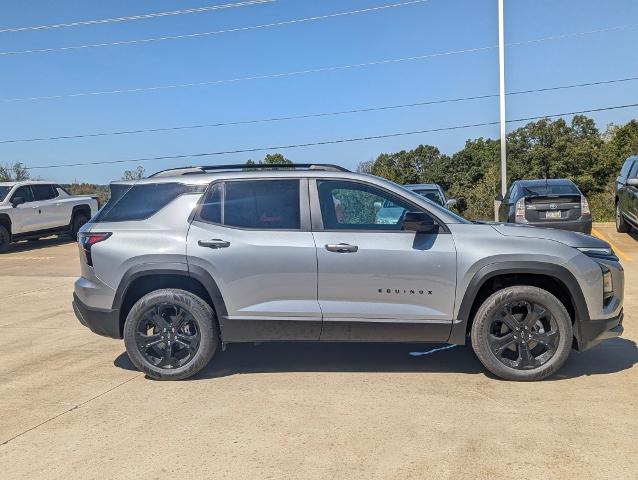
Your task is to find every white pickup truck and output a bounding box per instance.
[0,181,99,252]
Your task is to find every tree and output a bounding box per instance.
[121,165,145,181]
[262,153,292,165]
[0,162,29,182]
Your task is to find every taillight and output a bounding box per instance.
[581,196,591,216]
[515,198,527,223]
[79,232,111,266]
[91,195,100,209]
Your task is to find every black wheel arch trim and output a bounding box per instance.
[112,262,228,337]
[449,261,589,346]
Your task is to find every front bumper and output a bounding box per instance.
[73,293,121,339]
[575,309,624,351]
[524,218,592,234]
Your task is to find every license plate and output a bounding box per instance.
[545,210,562,219]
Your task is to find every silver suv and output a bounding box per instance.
[73,164,624,381]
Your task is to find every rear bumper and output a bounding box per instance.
[575,309,624,351]
[73,292,121,339]
[525,218,592,234]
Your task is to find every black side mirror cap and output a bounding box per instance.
[11,196,25,208]
[403,211,439,233]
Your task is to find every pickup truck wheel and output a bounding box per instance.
[70,213,89,238]
[616,203,631,233]
[123,289,218,380]
[471,286,572,381]
[0,225,10,253]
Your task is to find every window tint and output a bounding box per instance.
[198,180,301,229]
[94,183,199,222]
[11,186,34,203]
[317,180,421,230]
[199,184,222,224]
[0,186,12,202]
[31,184,57,201]
[521,183,579,196]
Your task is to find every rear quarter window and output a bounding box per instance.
[94,183,202,222]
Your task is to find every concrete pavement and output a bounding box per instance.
[1,227,637,479]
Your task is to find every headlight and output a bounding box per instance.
[577,247,614,257]
[600,264,614,301]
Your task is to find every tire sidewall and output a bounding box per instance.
[71,213,89,238]
[0,225,10,253]
[124,289,218,380]
[471,286,573,381]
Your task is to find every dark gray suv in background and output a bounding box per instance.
[615,156,638,233]
[498,179,592,234]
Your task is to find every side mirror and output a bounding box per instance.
[373,201,382,212]
[403,211,439,234]
[11,196,25,208]
[627,178,638,187]
[445,198,457,209]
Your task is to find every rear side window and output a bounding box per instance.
[31,184,57,201]
[94,183,200,222]
[198,180,300,230]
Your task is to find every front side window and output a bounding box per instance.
[412,189,444,206]
[199,180,300,230]
[317,180,421,230]
[31,184,57,201]
[11,186,34,203]
[629,161,638,179]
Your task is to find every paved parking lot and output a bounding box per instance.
[1,224,637,479]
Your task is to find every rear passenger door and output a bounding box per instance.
[30,184,60,229]
[186,178,321,342]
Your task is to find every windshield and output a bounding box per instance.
[411,189,444,206]
[0,186,12,202]
[522,184,579,196]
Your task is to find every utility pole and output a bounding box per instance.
[497,0,507,221]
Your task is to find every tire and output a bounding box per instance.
[70,212,89,239]
[124,289,218,380]
[0,225,10,253]
[470,285,573,381]
[616,203,631,233]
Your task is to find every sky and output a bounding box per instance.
[1,0,637,184]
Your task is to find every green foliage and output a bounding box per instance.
[63,182,110,205]
[0,162,30,182]
[121,165,145,181]
[367,116,638,222]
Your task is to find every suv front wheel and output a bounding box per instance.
[123,289,218,380]
[471,286,573,381]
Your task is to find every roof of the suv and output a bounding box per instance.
[0,180,56,187]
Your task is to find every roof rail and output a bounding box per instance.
[149,163,350,177]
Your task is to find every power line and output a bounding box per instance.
[0,0,431,56]
[4,22,636,103]
[24,102,638,170]
[3,75,638,145]
[0,1,275,34]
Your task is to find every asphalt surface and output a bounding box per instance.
[1,224,637,479]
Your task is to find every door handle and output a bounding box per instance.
[325,243,358,253]
[198,239,231,249]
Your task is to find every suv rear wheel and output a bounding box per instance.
[616,203,631,233]
[470,285,572,381]
[123,289,218,380]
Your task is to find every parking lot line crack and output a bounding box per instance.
[0,373,143,447]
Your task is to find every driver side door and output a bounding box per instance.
[310,179,457,342]
[9,186,41,234]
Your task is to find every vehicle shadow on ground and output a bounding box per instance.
[2,236,73,254]
[114,337,638,381]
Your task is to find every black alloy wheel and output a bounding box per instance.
[487,301,559,370]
